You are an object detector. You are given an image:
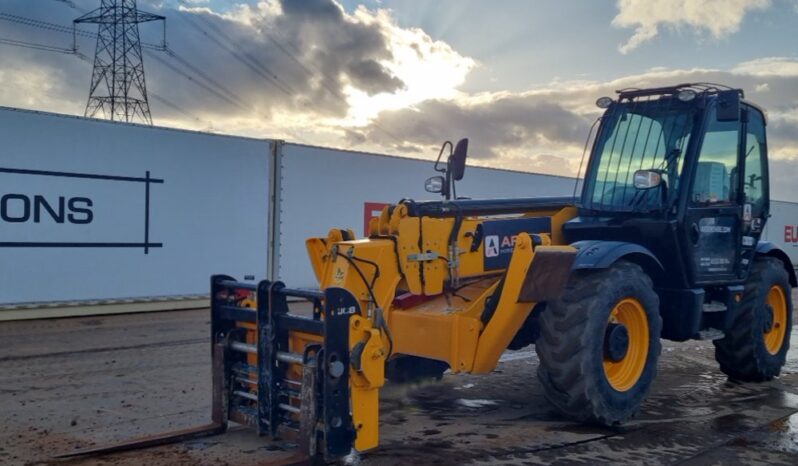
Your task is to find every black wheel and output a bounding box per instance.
[535,261,662,425]
[714,257,793,381]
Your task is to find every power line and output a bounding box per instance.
[164,47,245,107]
[50,0,89,14]
[0,36,75,54]
[0,35,210,127]
[2,7,395,143]
[178,12,295,97]
[145,48,245,110]
[0,10,276,126]
[0,12,164,50]
[0,20,307,142]
[0,12,95,39]
[73,50,209,128]
[175,3,403,143]
[0,11,245,116]
[74,0,164,125]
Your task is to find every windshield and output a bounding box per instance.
[583,99,697,212]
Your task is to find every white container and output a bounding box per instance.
[0,107,271,306]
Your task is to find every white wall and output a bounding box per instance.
[276,143,575,287]
[0,108,270,304]
[6,106,798,311]
[762,200,798,269]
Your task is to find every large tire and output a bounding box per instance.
[714,257,793,381]
[535,261,662,425]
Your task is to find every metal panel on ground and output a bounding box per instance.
[0,107,270,306]
[762,200,798,269]
[276,143,575,287]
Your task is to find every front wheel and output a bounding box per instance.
[714,257,793,381]
[535,261,662,425]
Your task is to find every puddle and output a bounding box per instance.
[727,412,798,455]
[710,413,756,435]
[763,413,798,454]
[456,399,498,409]
[785,338,798,373]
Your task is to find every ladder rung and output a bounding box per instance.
[276,351,304,365]
[230,341,257,354]
[233,390,258,402]
[235,376,257,386]
[279,403,301,415]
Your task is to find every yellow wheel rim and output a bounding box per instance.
[764,285,788,355]
[603,298,649,392]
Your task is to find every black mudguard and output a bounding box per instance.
[756,241,797,287]
[571,240,664,278]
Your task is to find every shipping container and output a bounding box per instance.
[762,200,798,270]
[275,143,576,287]
[0,107,271,314]
[4,106,796,320]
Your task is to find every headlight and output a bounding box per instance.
[596,96,613,108]
[677,89,697,102]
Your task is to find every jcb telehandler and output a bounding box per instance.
[61,83,794,462]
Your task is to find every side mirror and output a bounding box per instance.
[449,138,468,181]
[633,170,663,190]
[425,175,445,194]
[716,90,740,122]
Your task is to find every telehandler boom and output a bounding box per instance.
[60,83,795,462]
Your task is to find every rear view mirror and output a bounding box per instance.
[450,138,468,181]
[633,170,662,189]
[716,90,740,122]
[425,176,445,194]
[429,138,469,199]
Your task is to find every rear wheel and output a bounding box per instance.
[714,257,793,381]
[536,261,662,425]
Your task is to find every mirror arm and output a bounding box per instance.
[444,166,452,200]
[434,141,453,173]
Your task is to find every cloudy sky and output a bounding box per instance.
[1,0,797,199]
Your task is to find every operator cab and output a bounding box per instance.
[565,84,770,289]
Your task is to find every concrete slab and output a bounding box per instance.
[0,298,796,465]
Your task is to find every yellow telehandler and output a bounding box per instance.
[61,83,794,462]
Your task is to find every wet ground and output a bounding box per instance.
[1,300,797,466]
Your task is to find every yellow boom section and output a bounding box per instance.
[305,200,577,452]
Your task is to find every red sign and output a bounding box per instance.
[364,202,389,236]
[785,225,798,243]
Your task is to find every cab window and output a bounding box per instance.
[691,106,741,205]
[743,107,768,217]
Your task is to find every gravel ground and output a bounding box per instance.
[1,296,797,466]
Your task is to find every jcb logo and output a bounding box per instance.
[785,225,798,244]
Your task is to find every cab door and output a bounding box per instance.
[684,99,744,284]
[738,105,769,276]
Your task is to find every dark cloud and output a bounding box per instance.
[359,95,590,159]
[0,0,405,122]
[347,66,798,196]
[267,0,404,98]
